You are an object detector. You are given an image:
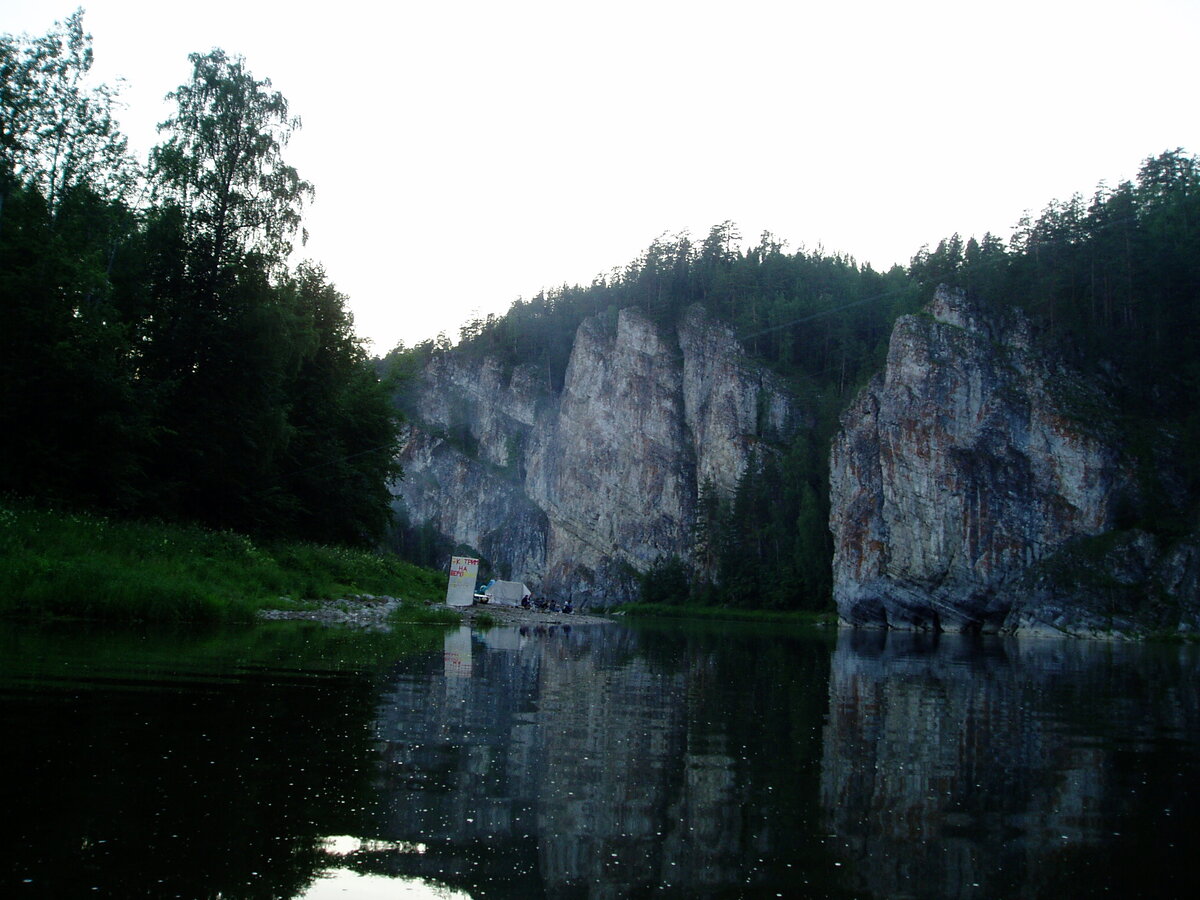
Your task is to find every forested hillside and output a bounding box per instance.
[387,227,926,607]
[913,152,1200,538]
[5,14,1197,608]
[389,150,1200,610]
[1,13,397,545]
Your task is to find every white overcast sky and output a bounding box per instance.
[4,0,1198,352]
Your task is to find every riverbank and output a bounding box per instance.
[459,602,613,627]
[0,503,446,624]
[260,596,614,630]
[612,602,838,627]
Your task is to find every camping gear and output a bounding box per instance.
[484,580,531,607]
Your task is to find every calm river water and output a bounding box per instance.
[2,619,1198,899]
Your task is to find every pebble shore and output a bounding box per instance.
[258,595,614,630]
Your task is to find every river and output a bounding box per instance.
[2,619,1198,898]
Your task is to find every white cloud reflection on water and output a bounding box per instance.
[297,869,472,899]
[296,836,469,899]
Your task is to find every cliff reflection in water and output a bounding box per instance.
[821,630,1200,899]
[367,623,830,897]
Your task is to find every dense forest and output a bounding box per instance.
[1,12,398,545]
[5,14,1197,611]
[389,151,1200,610]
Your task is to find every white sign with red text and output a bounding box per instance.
[445,556,479,607]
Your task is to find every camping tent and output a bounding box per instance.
[484,580,531,607]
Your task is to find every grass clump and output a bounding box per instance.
[0,502,445,625]
[472,611,499,630]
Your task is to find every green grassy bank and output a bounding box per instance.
[0,503,446,624]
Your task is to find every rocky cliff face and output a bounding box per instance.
[391,306,798,604]
[829,286,1140,634]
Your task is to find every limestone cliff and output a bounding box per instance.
[829,286,1200,636]
[829,285,1146,634]
[391,306,799,604]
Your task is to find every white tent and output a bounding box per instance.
[484,580,531,607]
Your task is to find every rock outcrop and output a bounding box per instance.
[391,306,799,604]
[829,286,1139,634]
[1004,529,1200,637]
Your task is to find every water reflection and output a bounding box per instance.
[297,837,465,899]
[5,620,1200,898]
[297,870,471,898]
[0,623,442,900]
[367,623,835,897]
[821,630,1200,898]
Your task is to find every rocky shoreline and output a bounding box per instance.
[258,595,614,631]
[456,601,613,627]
